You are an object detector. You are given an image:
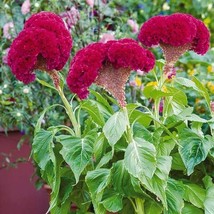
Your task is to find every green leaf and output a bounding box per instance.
[32,129,54,170]
[175,77,199,91]
[36,78,57,91]
[164,87,188,115]
[124,137,157,179]
[93,133,109,164]
[192,76,211,112]
[178,128,213,175]
[101,192,123,212]
[140,156,172,207]
[171,153,186,171]
[112,160,149,198]
[90,90,114,114]
[35,104,64,133]
[158,138,175,156]
[182,203,203,214]
[129,110,152,127]
[86,169,111,196]
[183,183,206,208]
[57,133,95,183]
[143,85,169,99]
[86,169,111,214]
[204,185,214,214]
[47,145,64,213]
[144,200,163,214]
[96,151,113,169]
[11,3,24,33]
[81,100,106,126]
[133,122,153,143]
[103,110,128,146]
[166,179,184,214]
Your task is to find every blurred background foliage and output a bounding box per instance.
[0,0,213,137]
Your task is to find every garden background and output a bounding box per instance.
[0,0,214,214]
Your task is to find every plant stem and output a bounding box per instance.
[123,107,133,143]
[154,97,161,129]
[57,86,81,137]
[135,198,145,214]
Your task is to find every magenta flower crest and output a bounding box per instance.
[8,12,72,85]
[138,13,210,74]
[67,39,155,107]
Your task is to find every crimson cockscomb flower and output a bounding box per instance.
[7,12,72,86]
[67,39,155,107]
[138,13,210,75]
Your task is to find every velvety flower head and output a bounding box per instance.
[67,39,155,107]
[138,13,210,74]
[8,12,72,85]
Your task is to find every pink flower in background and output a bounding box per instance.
[21,0,31,15]
[8,12,72,84]
[136,69,144,76]
[99,33,115,43]
[3,22,14,39]
[86,0,94,7]
[211,101,214,112]
[127,19,139,33]
[60,7,80,30]
[2,48,10,64]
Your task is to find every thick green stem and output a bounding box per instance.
[135,198,145,214]
[154,97,161,129]
[123,107,133,143]
[57,86,81,137]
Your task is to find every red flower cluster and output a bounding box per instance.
[8,12,72,84]
[138,13,210,55]
[67,39,155,100]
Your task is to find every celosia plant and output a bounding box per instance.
[6,10,214,214]
[67,39,155,106]
[7,11,72,85]
[138,13,210,75]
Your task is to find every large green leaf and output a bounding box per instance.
[101,191,123,212]
[90,90,114,114]
[144,200,163,214]
[93,133,109,165]
[183,183,206,209]
[164,87,188,115]
[182,203,203,214]
[192,76,211,112]
[57,133,95,183]
[165,179,184,214]
[133,123,153,143]
[86,169,111,196]
[204,185,214,214]
[81,100,106,126]
[143,85,169,99]
[86,169,111,214]
[175,77,199,91]
[140,156,172,208]
[32,129,54,170]
[178,128,213,175]
[96,151,113,169]
[103,110,129,146]
[112,160,149,198]
[124,137,157,179]
[129,109,152,127]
